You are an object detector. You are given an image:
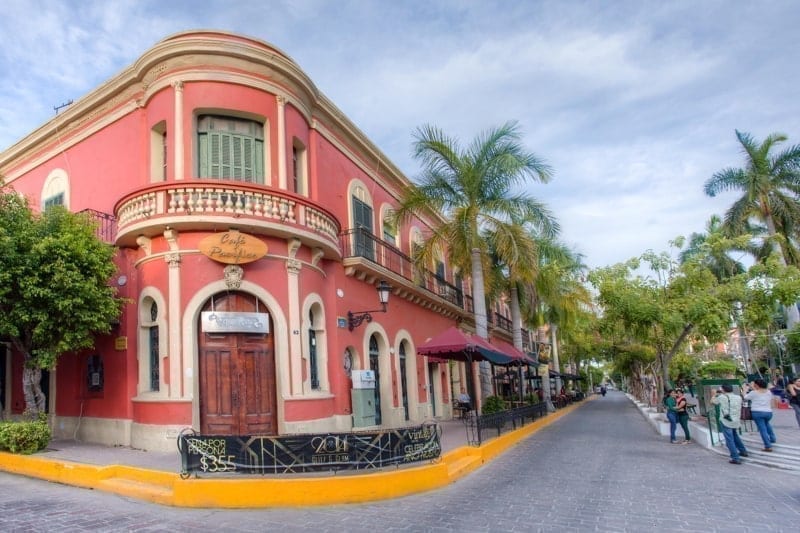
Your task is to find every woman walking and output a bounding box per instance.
[675,389,691,444]
[743,378,776,451]
[664,389,679,443]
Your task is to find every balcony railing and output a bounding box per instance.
[341,228,466,309]
[79,208,116,244]
[113,181,340,253]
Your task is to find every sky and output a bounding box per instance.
[1,0,799,270]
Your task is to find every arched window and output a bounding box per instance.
[308,308,319,390]
[291,138,307,195]
[138,293,165,396]
[351,184,374,260]
[149,301,159,391]
[399,342,409,421]
[369,335,382,425]
[42,169,69,210]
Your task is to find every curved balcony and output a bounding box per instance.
[114,180,341,258]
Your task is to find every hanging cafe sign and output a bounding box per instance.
[177,423,441,476]
[198,230,268,264]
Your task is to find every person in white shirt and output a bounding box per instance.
[711,384,749,464]
[457,388,471,407]
[742,378,776,452]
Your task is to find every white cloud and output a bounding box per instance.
[1,0,799,270]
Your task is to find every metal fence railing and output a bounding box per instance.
[464,402,549,446]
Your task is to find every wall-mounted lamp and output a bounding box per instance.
[347,280,391,331]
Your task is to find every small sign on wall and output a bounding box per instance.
[337,317,347,329]
[115,337,128,351]
[201,311,270,333]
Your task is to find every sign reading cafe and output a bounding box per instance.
[198,230,268,265]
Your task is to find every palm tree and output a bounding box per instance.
[704,130,800,327]
[394,121,556,402]
[678,214,748,281]
[519,239,591,408]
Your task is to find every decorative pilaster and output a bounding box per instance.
[164,228,182,399]
[286,237,302,394]
[173,81,184,180]
[276,95,287,189]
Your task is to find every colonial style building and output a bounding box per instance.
[0,31,531,451]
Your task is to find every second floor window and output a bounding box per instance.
[198,115,264,182]
[44,193,64,209]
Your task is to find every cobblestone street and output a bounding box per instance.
[1,391,798,532]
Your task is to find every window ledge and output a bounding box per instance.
[283,392,334,401]
[132,393,188,403]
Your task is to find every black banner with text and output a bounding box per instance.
[178,423,441,476]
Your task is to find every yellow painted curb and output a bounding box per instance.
[0,398,591,508]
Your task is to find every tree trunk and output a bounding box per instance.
[22,366,45,417]
[471,248,492,405]
[766,214,800,328]
[550,324,562,395]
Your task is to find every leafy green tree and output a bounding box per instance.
[698,360,740,379]
[394,121,555,401]
[590,252,731,397]
[668,353,702,385]
[0,186,123,415]
[704,130,800,327]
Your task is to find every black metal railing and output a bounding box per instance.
[79,208,116,244]
[341,228,466,308]
[464,402,548,446]
[493,312,512,332]
[341,228,521,330]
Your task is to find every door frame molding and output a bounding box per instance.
[184,280,288,433]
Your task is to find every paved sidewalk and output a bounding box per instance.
[0,401,589,507]
[38,417,476,474]
[630,391,800,471]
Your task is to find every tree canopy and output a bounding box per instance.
[0,184,123,414]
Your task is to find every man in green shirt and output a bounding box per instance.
[711,384,749,464]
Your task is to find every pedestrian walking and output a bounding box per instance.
[664,389,679,443]
[787,377,800,429]
[742,378,776,451]
[675,389,691,444]
[711,384,749,464]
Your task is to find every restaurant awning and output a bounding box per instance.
[491,339,536,365]
[417,326,519,365]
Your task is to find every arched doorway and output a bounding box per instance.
[369,335,382,425]
[198,291,276,435]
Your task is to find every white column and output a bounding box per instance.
[286,238,302,395]
[164,229,183,399]
[276,95,287,189]
[173,81,184,180]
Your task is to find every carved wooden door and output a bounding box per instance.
[199,292,276,435]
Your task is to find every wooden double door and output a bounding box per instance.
[198,292,276,435]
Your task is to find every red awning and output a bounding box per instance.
[417,327,516,365]
[491,339,536,365]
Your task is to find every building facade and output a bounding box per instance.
[0,31,527,451]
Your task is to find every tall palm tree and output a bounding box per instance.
[518,239,591,408]
[395,121,556,402]
[704,130,800,327]
[678,214,748,281]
